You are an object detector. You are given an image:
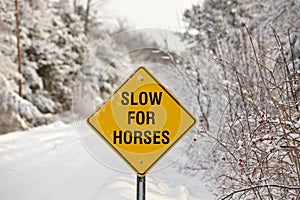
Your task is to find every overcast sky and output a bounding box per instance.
[107,0,203,31]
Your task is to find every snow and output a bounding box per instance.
[0,121,213,200]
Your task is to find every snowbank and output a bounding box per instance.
[0,122,213,200]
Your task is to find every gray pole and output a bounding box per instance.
[137,175,146,200]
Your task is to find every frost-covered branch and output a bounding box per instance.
[220,184,300,200]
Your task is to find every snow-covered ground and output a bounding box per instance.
[0,121,213,200]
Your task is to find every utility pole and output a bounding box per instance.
[84,0,92,33]
[15,0,23,98]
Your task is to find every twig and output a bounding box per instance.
[220,184,300,200]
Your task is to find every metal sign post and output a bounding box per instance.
[137,175,146,200]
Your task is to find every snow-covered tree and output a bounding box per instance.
[0,0,52,134]
[180,0,300,198]
[19,0,88,113]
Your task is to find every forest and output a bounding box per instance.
[0,0,299,199]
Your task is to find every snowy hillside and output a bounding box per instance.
[0,122,213,200]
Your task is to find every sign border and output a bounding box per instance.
[87,66,197,176]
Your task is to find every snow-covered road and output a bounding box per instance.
[0,122,213,200]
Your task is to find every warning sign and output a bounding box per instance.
[87,67,196,176]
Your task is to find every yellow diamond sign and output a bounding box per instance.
[87,67,196,176]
